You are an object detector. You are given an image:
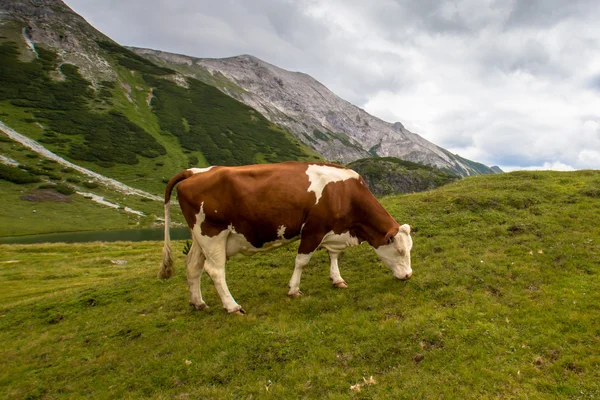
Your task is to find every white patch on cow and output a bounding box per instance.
[374,230,413,280]
[195,202,206,226]
[305,164,359,204]
[277,225,286,239]
[188,166,214,174]
[191,202,241,312]
[288,252,314,295]
[319,231,360,252]
[295,252,313,265]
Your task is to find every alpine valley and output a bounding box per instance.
[0,0,499,236]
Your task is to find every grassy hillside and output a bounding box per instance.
[0,134,184,236]
[348,156,458,196]
[1,171,599,398]
[0,36,321,198]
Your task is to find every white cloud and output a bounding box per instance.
[502,162,576,172]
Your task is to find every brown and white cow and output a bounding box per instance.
[158,161,413,314]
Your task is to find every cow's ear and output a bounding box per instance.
[400,224,411,234]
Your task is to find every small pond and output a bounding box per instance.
[0,227,191,245]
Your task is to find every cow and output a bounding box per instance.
[158,161,413,314]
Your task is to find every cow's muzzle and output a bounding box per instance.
[396,271,412,281]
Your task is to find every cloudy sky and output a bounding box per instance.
[64,0,600,171]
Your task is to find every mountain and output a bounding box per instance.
[0,0,326,234]
[347,157,459,197]
[0,0,320,196]
[131,48,499,177]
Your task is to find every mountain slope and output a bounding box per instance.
[0,0,321,198]
[132,48,498,177]
[348,157,458,196]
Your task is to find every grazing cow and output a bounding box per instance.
[159,161,413,314]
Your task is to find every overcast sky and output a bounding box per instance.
[64,0,600,171]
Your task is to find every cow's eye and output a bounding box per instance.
[387,236,394,244]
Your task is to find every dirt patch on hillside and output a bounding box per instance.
[21,189,72,203]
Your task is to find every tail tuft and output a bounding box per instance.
[158,243,174,279]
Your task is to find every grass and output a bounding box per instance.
[0,180,139,236]
[1,170,599,398]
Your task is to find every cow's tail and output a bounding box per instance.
[158,170,194,279]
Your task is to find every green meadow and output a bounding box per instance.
[1,171,599,398]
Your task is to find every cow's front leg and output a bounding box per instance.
[186,241,208,310]
[329,251,348,288]
[288,252,313,297]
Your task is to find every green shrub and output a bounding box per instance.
[187,155,198,167]
[96,161,115,168]
[37,183,57,190]
[65,177,80,183]
[96,41,176,76]
[82,181,99,189]
[21,165,61,180]
[0,164,41,184]
[55,184,74,195]
[145,74,306,165]
[36,183,74,195]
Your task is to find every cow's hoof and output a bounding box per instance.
[229,308,246,316]
[333,280,348,289]
[190,302,209,311]
[288,291,302,298]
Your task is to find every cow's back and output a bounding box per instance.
[177,162,319,246]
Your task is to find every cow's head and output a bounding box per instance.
[374,224,413,280]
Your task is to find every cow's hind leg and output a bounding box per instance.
[186,240,208,310]
[329,251,348,289]
[198,230,245,314]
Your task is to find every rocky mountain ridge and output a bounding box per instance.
[131,48,498,176]
[0,0,115,84]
